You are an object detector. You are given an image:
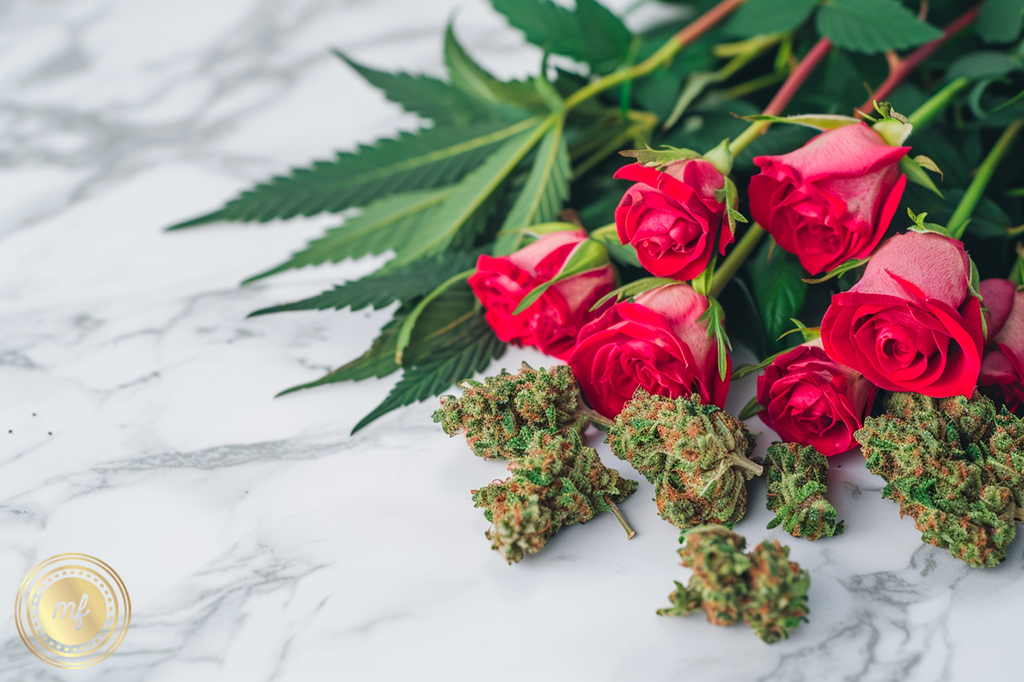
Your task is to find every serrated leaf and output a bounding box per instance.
[395,270,476,364]
[277,312,407,395]
[248,251,481,316]
[493,119,572,255]
[815,0,943,55]
[490,0,633,74]
[444,25,547,110]
[244,188,448,282]
[977,0,1024,44]
[169,118,537,228]
[382,118,555,271]
[725,0,817,38]
[352,314,506,432]
[334,50,512,125]
[748,241,808,354]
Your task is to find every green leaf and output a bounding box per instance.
[382,118,555,271]
[277,312,407,395]
[898,155,943,198]
[748,241,808,354]
[738,395,764,420]
[619,145,703,169]
[493,119,572,255]
[815,0,943,55]
[444,25,547,110]
[395,270,475,364]
[732,349,787,380]
[801,257,870,284]
[697,296,732,382]
[243,189,448,282]
[248,251,481,316]
[590,276,677,311]
[589,224,643,268]
[489,0,633,74]
[352,314,506,432]
[946,51,1022,82]
[977,0,1024,44]
[333,50,512,125]
[169,118,537,228]
[514,238,610,313]
[725,0,818,38]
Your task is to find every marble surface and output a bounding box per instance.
[1,1,1022,680]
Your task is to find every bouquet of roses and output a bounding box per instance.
[171,0,1024,642]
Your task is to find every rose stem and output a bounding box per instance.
[907,77,972,129]
[948,118,1024,241]
[562,0,748,111]
[856,6,982,115]
[605,496,636,539]
[706,37,835,297]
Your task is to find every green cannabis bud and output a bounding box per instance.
[658,526,810,644]
[608,389,762,529]
[433,363,588,459]
[856,390,1024,568]
[764,443,844,540]
[472,431,638,564]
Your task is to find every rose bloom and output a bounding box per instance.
[614,159,733,280]
[756,338,877,456]
[979,278,1024,410]
[468,230,615,361]
[749,122,909,275]
[820,230,984,398]
[568,282,728,418]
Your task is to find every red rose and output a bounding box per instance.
[979,278,1024,410]
[468,230,615,360]
[749,122,909,275]
[756,339,878,456]
[820,231,984,398]
[613,159,733,280]
[568,283,729,417]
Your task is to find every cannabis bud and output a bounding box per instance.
[658,526,810,644]
[764,443,844,540]
[856,391,1024,567]
[472,431,638,564]
[608,389,761,529]
[433,363,588,459]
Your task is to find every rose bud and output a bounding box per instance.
[749,122,909,275]
[820,230,985,399]
[469,230,615,360]
[568,282,728,418]
[614,159,733,281]
[979,279,1024,410]
[756,338,878,456]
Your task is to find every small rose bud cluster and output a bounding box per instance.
[855,391,1024,567]
[608,388,761,530]
[764,443,844,541]
[433,363,588,460]
[472,431,637,564]
[658,526,810,644]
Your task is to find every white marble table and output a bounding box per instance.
[1,1,1021,680]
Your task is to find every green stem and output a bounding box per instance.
[1010,244,1024,286]
[710,224,765,297]
[948,118,1024,240]
[605,496,636,539]
[907,77,971,129]
[562,0,748,112]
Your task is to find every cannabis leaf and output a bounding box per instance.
[249,251,481,315]
[490,0,634,75]
[334,50,515,125]
[352,313,506,432]
[168,117,537,228]
[444,25,547,111]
